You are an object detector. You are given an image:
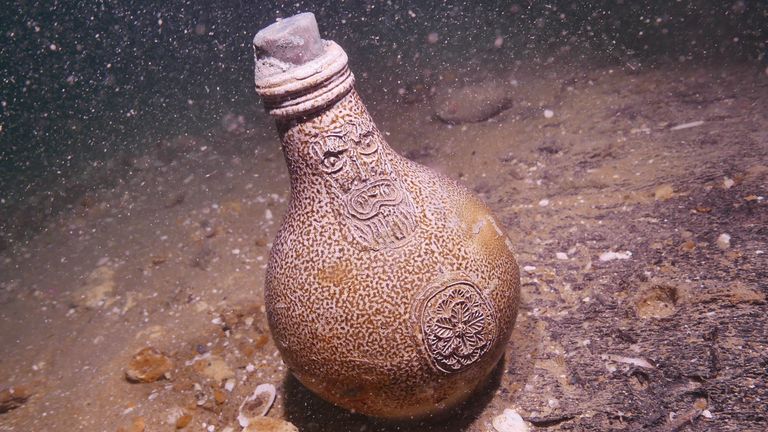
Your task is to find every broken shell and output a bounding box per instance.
[237,383,276,427]
[493,408,529,432]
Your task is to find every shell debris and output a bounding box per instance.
[237,383,277,428]
[493,408,529,432]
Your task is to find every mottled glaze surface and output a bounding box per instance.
[261,85,520,418]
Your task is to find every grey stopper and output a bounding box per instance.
[253,12,325,65]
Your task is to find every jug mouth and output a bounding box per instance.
[253,39,354,119]
[345,178,404,220]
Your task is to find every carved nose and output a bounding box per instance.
[351,158,371,183]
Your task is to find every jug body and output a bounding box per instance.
[254,13,520,419]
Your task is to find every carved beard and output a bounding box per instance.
[342,178,417,251]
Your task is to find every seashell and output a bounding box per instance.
[237,383,276,427]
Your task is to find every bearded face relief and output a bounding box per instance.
[311,117,417,250]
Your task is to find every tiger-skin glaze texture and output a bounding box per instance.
[253,12,520,419]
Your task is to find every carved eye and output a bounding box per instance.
[357,131,379,155]
[320,149,346,173]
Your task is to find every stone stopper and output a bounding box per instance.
[253,12,325,65]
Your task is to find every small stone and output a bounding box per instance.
[175,414,193,429]
[193,355,235,382]
[716,233,731,250]
[599,251,632,261]
[254,334,269,349]
[538,198,550,207]
[242,417,298,432]
[225,378,236,392]
[191,243,216,271]
[555,252,568,260]
[213,388,227,405]
[72,266,116,308]
[433,79,513,124]
[200,219,218,238]
[693,398,708,410]
[654,184,675,201]
[492,408,529,432]
[723,177,735,189]
[117,417,146,432]
[166,192,186,208]
[543,109,554,119]
[125,347,174,383]
[0,385,32,413]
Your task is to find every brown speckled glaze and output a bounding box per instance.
[255,38,520,420]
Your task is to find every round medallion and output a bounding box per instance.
[412,275,497,373]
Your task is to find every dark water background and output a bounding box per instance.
[1,0,766,248]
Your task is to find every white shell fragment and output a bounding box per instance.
[238,383,277,428]
[599,251,632,261]
[601,354,655,369]
[669,120,704,131]
[716,233,731,250]
[493,408,529,432]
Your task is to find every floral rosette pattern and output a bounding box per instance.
[417,279,497,373]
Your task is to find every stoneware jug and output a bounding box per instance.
[253,12,520,419]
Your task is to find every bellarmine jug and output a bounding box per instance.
[252,12,520,419]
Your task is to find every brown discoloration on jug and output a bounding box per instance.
[257,38,520,419]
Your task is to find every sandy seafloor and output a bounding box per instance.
[1,54,767,431]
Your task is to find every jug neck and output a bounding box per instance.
[254,26,419,250]
[275,88,398,199]
[254,38,399,200]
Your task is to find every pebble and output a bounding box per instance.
[225,378,236,392]
[72,266,116,308]
[193,355,235,382]
[492,408,529,432]
[433,79,512,124]
[555,252,568,260]
[117,417,146,432]
[538,198,550,207]
[125,347,174,383]
[0,385,31,413]
[543,109,554,119]
[716,233,731,250]
[654,184,675,201]
[241,417,298,432]
[175,414,193,429]
[599,251,632,261]
[213,388,227,404]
